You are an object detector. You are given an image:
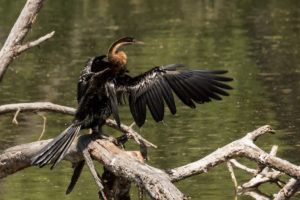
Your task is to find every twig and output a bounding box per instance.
[239,189,271,200]
[106,119,157,148]
[17,31,55,54]
[227,161,238,192]
[12,107,21,125]
[229,159,256,174]
[37,112,46,140]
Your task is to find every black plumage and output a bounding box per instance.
[32,37,233,169]
[116,65,233,127]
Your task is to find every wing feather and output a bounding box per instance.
[156,78,176,115]
[165,75,196,108]
[116,64,233,127]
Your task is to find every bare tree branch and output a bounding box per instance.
[12,107,21,125]
[37,112,47,140]
[0,0,54,82]
[229,159,256,174]
[17,31,55,54]
[0,102,156,149]
[167,126,300,182]
[274,178,300,200]
[0,102,75,115]
[0,134,186,199]
[227,161,238,192]
[238,145,283,189]
[239,189,271,200]
[1,125,299,199]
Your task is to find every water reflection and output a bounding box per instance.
[0,0,299,199]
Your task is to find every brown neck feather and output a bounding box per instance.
[107,38,134,74]
[108,41,132,62]
[110,51,127,66]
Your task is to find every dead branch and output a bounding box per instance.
[274,178,300,200]
[239,189,272,200]
[1,125,299,199]
[0,102,75,115]
[167,126,300,183]
[0,134,186,199]
[12,107,21,125]
[229,159,256,174]
[238,145,283,190]
[0,102,156,149]
[37,112,47,140]
[0,0,54,82]
[227,161,238,192]
[17,31,55,54]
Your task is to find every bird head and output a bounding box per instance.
[107,37,144,67]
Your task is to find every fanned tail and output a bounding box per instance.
[31,124,81,169]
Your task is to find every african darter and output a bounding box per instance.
[32,37,233,169]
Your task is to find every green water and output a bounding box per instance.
[0,0,300,199]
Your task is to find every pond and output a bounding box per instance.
[0,0,300,199]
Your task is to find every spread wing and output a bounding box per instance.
[116,64,233,127]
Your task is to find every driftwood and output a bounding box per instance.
[0,102,299,199]
[0,0,54,82]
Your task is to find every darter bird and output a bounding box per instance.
[32,37,233,169]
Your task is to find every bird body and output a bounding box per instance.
[32,37,233,169]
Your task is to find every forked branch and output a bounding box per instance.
[0,122,299,199]
[0,0,54,82]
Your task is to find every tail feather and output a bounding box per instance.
[50,126,80,169]
[32,124,81,169]
[35,126,75,166]
[39,129,75,168]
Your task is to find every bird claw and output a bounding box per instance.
[115,134,128,149]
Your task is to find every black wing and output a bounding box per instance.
[116,64,233,127]
[77,55,109,103]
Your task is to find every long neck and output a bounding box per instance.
[108,44,119,59]
[107,41,130,62]
[110,51,127,67]
[108,49,127,75]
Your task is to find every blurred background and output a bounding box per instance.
[0,0,299,199]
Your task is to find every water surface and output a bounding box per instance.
[0,0,300,199]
